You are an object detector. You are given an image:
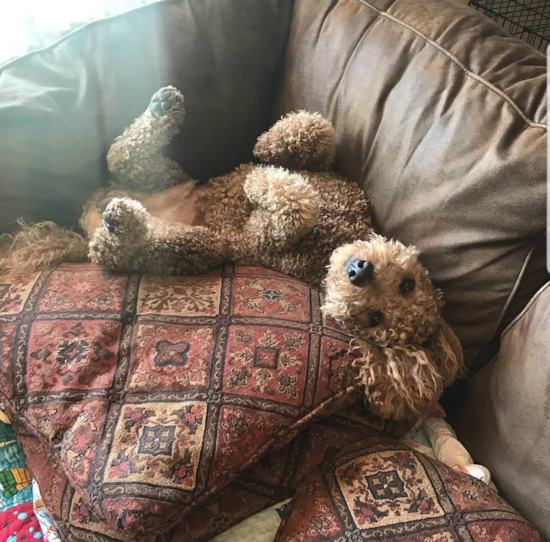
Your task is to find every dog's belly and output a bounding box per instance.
[143,181,200,225]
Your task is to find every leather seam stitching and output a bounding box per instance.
[355,0,546,130]
[493,234,544,339]
[500,279,550,340]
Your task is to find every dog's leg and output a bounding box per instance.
[242,166,320,253]
[89,197,226,275]
[88,198,149,271]
[253,111,335,171]
[107,86,189,192]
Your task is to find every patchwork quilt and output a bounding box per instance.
[0,409,62,542]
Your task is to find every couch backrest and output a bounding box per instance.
[0,0,295,231]
[276,0,548,368]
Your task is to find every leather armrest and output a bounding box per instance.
[455,282,550,539]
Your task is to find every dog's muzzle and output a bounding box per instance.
[346,259,374,286]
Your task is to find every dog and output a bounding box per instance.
[0,87,463,421]
[322,235,464,421]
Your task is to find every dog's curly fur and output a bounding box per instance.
[0,87,372,288]
[78,86,374,288]
[0,221,88,276]
[0,86,463,421]
[322,235,465,420]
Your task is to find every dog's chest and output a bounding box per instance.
[143,181,200,225]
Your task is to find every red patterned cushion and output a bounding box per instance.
[275,439,544,542]
[0,263,361,538]
[19,403,407,542]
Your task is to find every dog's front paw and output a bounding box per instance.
[88,232,142,272]
[103,198,149,236]
[149,86,185,123]
[88,228,122,270]
[89,198,149,271]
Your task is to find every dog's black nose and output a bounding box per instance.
[347,259,374,286]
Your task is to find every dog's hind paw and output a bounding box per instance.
[149,86,185,124]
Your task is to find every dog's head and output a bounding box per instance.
[323,234,464,421]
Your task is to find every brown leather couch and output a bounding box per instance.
[0,0,547,537]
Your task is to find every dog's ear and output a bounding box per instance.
[430,321,465,386]
[354,341,444,421]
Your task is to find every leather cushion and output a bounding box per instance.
[276,0,547,367]
[0,0,294,231]
[0,263,360,538]
[455,282,550,540]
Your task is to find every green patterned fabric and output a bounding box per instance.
[0,419,16,445]
[0,442,33,510]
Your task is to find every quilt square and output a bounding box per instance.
[38,269,127,312]
[314,336,359,405]
[104,401,207,491]
[223,325,309,406]
[0,273,40,315]
[336,450,445,528]
[25,399,109,487]
[231,277,311,322]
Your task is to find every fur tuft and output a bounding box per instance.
[433,321,466,385]
[254,111,335,172]
[0,221,88,277]
[352,339,443,421]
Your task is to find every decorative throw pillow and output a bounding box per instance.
[0,263,362,538]
[275,439,544,542]
[19,402,408,542]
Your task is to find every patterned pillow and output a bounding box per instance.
[275,439,544,542]
[19,402,408,542]
[0,263,361,539]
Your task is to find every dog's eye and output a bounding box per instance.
[400,278,416,293]
[369,311,383,327]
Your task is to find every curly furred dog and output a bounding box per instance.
[0,86,463,421]
[72,86,372,288]
[322,235,464,420]
[0,87,371,287]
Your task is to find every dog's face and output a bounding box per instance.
[323,234,443,348]
[323,235,463,421]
